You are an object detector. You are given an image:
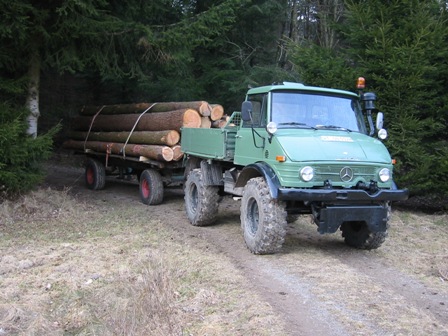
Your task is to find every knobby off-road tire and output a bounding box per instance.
[240,177,288,254]
[139,169,164,205]
[184,168,219,226]
[341,221,387,250]
[85,158,106,190]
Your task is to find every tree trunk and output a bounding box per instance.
[25,41,41,138]
[72,108,201,132]
[290,0,299,42]
[63,140,174,162]
[68,130,180,146]
[80,101,213,117]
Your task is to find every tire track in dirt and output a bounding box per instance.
[325,249,448,327]
[149,189,347,335]
[45,165,350,335]
[171,197,448,335]
[284,216,448,328]
[45,162,448,335]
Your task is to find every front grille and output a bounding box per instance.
[314,165,376,182]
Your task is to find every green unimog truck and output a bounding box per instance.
[181,80,409,254]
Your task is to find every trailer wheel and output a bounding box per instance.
[184,169,219,226]
[139,169,164,205]
[85,158,106,190]
[240,177,287,254]
[341,221,387,250]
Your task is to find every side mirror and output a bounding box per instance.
[241,101,252,122]
[376,112,384,130]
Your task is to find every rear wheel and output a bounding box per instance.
[139,169,164,205]
[184,169,219,226]
[240,177,287,254]
[85,158,106,190]
[341,221,387,250]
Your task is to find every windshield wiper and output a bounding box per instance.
[278,122,317,129]
[315,125,352,132]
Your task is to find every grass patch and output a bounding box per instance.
[0,187,285,335]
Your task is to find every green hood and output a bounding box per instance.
[276,130,391,163]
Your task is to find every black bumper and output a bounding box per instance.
[278,187,409,202]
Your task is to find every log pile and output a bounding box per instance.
[63,101,229,163]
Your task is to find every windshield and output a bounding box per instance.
[271,91,367,133]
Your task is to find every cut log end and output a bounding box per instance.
[172,145,184,161]
[198,102,212,117]
[162,130,181,146]
[161,146,174,162]
[182,109,202,128]
[200,116,212,128]
[210,104,224,121]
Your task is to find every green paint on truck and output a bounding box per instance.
[181,81,408,254]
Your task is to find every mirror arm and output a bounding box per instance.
[366,110,375,136]
[251,126,265,148]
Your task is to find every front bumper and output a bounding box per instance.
[278,187,409,202]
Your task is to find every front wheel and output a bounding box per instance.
[340,221,387,250]
[240,177,287,254]
[85,158,106,190]
[184,169,219,226]
[139,169,164,205]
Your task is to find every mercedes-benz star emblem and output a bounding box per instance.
[340,167,353,182]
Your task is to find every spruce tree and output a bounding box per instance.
[0,103,58,198]
[0,0,247,196]
[343,0,448,196]
[287,0,448,197]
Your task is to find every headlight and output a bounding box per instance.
[378,128,388,140]
[300,166,314,182]
[266,121,277,134]
[378,168,390,182]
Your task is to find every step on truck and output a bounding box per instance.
[181,79,409,254]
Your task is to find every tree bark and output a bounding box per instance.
[80,101,213,117]
[72,108,201,132]
[25,40,41,138]
[68,130,180,146]
[63,140,174,162]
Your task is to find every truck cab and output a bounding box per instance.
[181,81,408,254]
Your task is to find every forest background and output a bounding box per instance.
[0,0,447,207]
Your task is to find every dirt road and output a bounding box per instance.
[45,160,448,335]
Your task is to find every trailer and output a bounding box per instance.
[64,101,222,205]
[77,150,185,205]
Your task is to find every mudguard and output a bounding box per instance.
[235,162,281,199]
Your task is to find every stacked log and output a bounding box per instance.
[64,101,228,163]
[63,140,174,162]
[67,130,180,146]
[71,109,202,132]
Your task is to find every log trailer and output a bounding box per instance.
[66,102,212,206]
[181,79,408,254]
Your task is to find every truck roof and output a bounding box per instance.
[247,82,358,97]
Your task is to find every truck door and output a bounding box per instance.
[234,93,268,166]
